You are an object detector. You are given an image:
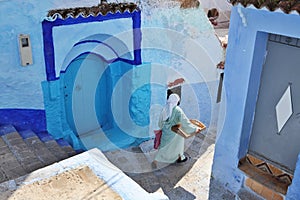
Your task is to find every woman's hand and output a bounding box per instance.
[171,124,181,133]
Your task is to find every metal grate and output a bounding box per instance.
[269,34,300,48]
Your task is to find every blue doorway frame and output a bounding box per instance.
[41,10,144,150]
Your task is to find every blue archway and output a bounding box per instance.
[60,34,142,151]
[41,11,150,151]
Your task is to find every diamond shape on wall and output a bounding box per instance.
[275,85,293,133]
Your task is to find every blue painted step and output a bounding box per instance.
[0,124,81,183]
[0,125,44,173]
[80,126,139,152]
[37,132,77,158]
[19,130,59,166]
[0,136,26,182]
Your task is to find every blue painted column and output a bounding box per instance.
[286,153,300,199]
[41,80,83,150]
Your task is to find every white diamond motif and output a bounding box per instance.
[275,85,293,133]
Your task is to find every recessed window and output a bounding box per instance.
[216,72,224,103]
[167,85,181,100]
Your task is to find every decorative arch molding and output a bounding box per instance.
[61,33,132,74]
[42,10,141,81]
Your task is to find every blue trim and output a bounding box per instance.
[132,11,142,65]
[61,52,102,72]
[0,124,17,136]
[61,52,108,74]
[42,21,55,81]
[0,109,47,133]
[117,58,136,65]
[42,10,142,81]
[60,52,135,74]
[0,123,76,149]
[238,31,268,159]
[56,138,70,146]
[37,131,55,142]
[19,130,37,139]
[74,40,120,58]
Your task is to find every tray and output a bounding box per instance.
[190,119,206,131]
[171,120,206,138]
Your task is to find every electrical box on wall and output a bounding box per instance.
[18,34,33,66]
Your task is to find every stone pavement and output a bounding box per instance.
[0,125,262,199]
[103,129,238,200]
[0,148,169,200]
[0,125,77,184]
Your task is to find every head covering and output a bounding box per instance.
[161,93,180,121]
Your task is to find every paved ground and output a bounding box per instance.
[97,27,261,199]
[103,128,238,200]
[0,125,77,184]
[0,124,261,199]
[103,127,263,200]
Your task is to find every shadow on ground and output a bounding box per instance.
[106,130,217,200]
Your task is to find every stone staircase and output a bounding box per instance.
[0,124,80,183]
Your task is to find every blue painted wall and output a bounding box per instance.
[140,6,223,137]
[0,0,101,109]
[41,79,83,149]
[0,109,46,133]
[212,5,300,197]
[1,1,222,111]
[0,0,138,141]
[40,10,146,150]
[42,11,141,81]
[0,0,223,152]
[287,154,300,200]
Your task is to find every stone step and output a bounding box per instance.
[0,137,27,183]
[19,130,59,166]
[239,157,287,200]
[56,139,77,157]
[0,124,80,184]
[44,140,70,161]
[0,125,44,173]
[36,132,70,161]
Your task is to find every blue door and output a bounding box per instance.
[63,53,108,136]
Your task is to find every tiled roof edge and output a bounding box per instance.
[46,2,139,20]
[230,0,300,14]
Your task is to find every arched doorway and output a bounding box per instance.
[60,34,139,151]
[41,11,143,151]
